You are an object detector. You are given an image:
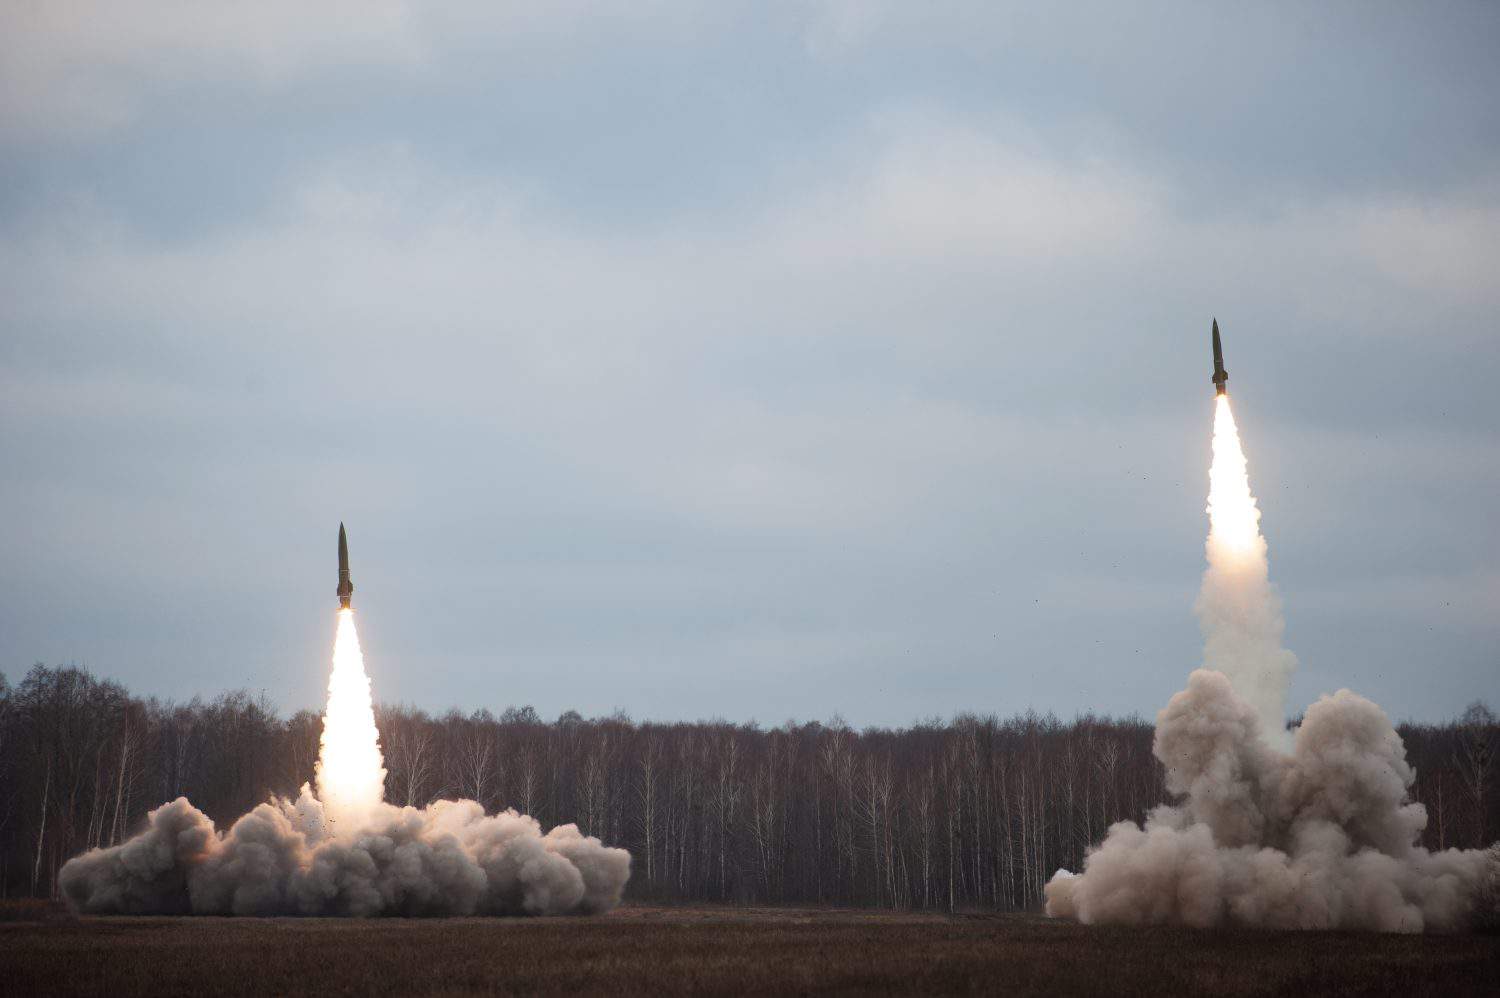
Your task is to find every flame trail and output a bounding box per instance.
[1196,394,1296,742]
[313,609,386,834]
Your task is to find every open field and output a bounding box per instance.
[1,903,1496,996]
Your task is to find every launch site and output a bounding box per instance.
[1,3,1496,996]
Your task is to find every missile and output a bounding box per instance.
[1211,318,1228,396]
[337,522,354,609]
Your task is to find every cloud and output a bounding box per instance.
[1,9,1497,724]
[0,2,426,140]
[0,2,728,143]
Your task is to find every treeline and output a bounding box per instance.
[1,664,1495,908]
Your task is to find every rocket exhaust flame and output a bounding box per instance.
[318,527,383,834]
[1206,396,1259,557]
[1197,394,1296,741]
[314,609,386,835]
[56,528,632,917]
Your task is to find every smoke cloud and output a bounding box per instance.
[1046,396,1494,932]
[1045,670,1492,931]
[59,608,631,917]
[59,788,630,916]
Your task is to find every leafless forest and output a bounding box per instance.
[2,664,1495,909]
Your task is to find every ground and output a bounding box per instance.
[1,902,1496,996]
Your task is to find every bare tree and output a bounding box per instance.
[710,730,741,900]
[636,733,662,888]
[452,710,500,807]
[382,709,439,807]
[1456,701,1496,847]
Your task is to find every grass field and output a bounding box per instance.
[1,902,1496,996]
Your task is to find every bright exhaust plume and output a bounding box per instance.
[1205,395,1260,556]
[314,609,386,835]
[1197,395,1296,741]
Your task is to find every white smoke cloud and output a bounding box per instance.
[1045,670,1492,931]
[59,786,630,917]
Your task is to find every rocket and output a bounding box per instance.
[1211,318,1228,396]
[337,522,354,609]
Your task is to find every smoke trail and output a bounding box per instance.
[1197,395,1296,741]
[59,611,631,916]
[1044,395,1495,932]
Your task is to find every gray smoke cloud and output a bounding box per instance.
[1045,669,1493,932]
[59,785,631,917]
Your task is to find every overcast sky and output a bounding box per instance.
[2,2,1496,727]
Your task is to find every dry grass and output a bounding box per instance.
[0,898,69,922]
[0,904,1496,996]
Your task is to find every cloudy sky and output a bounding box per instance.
[2,2,1496,727]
